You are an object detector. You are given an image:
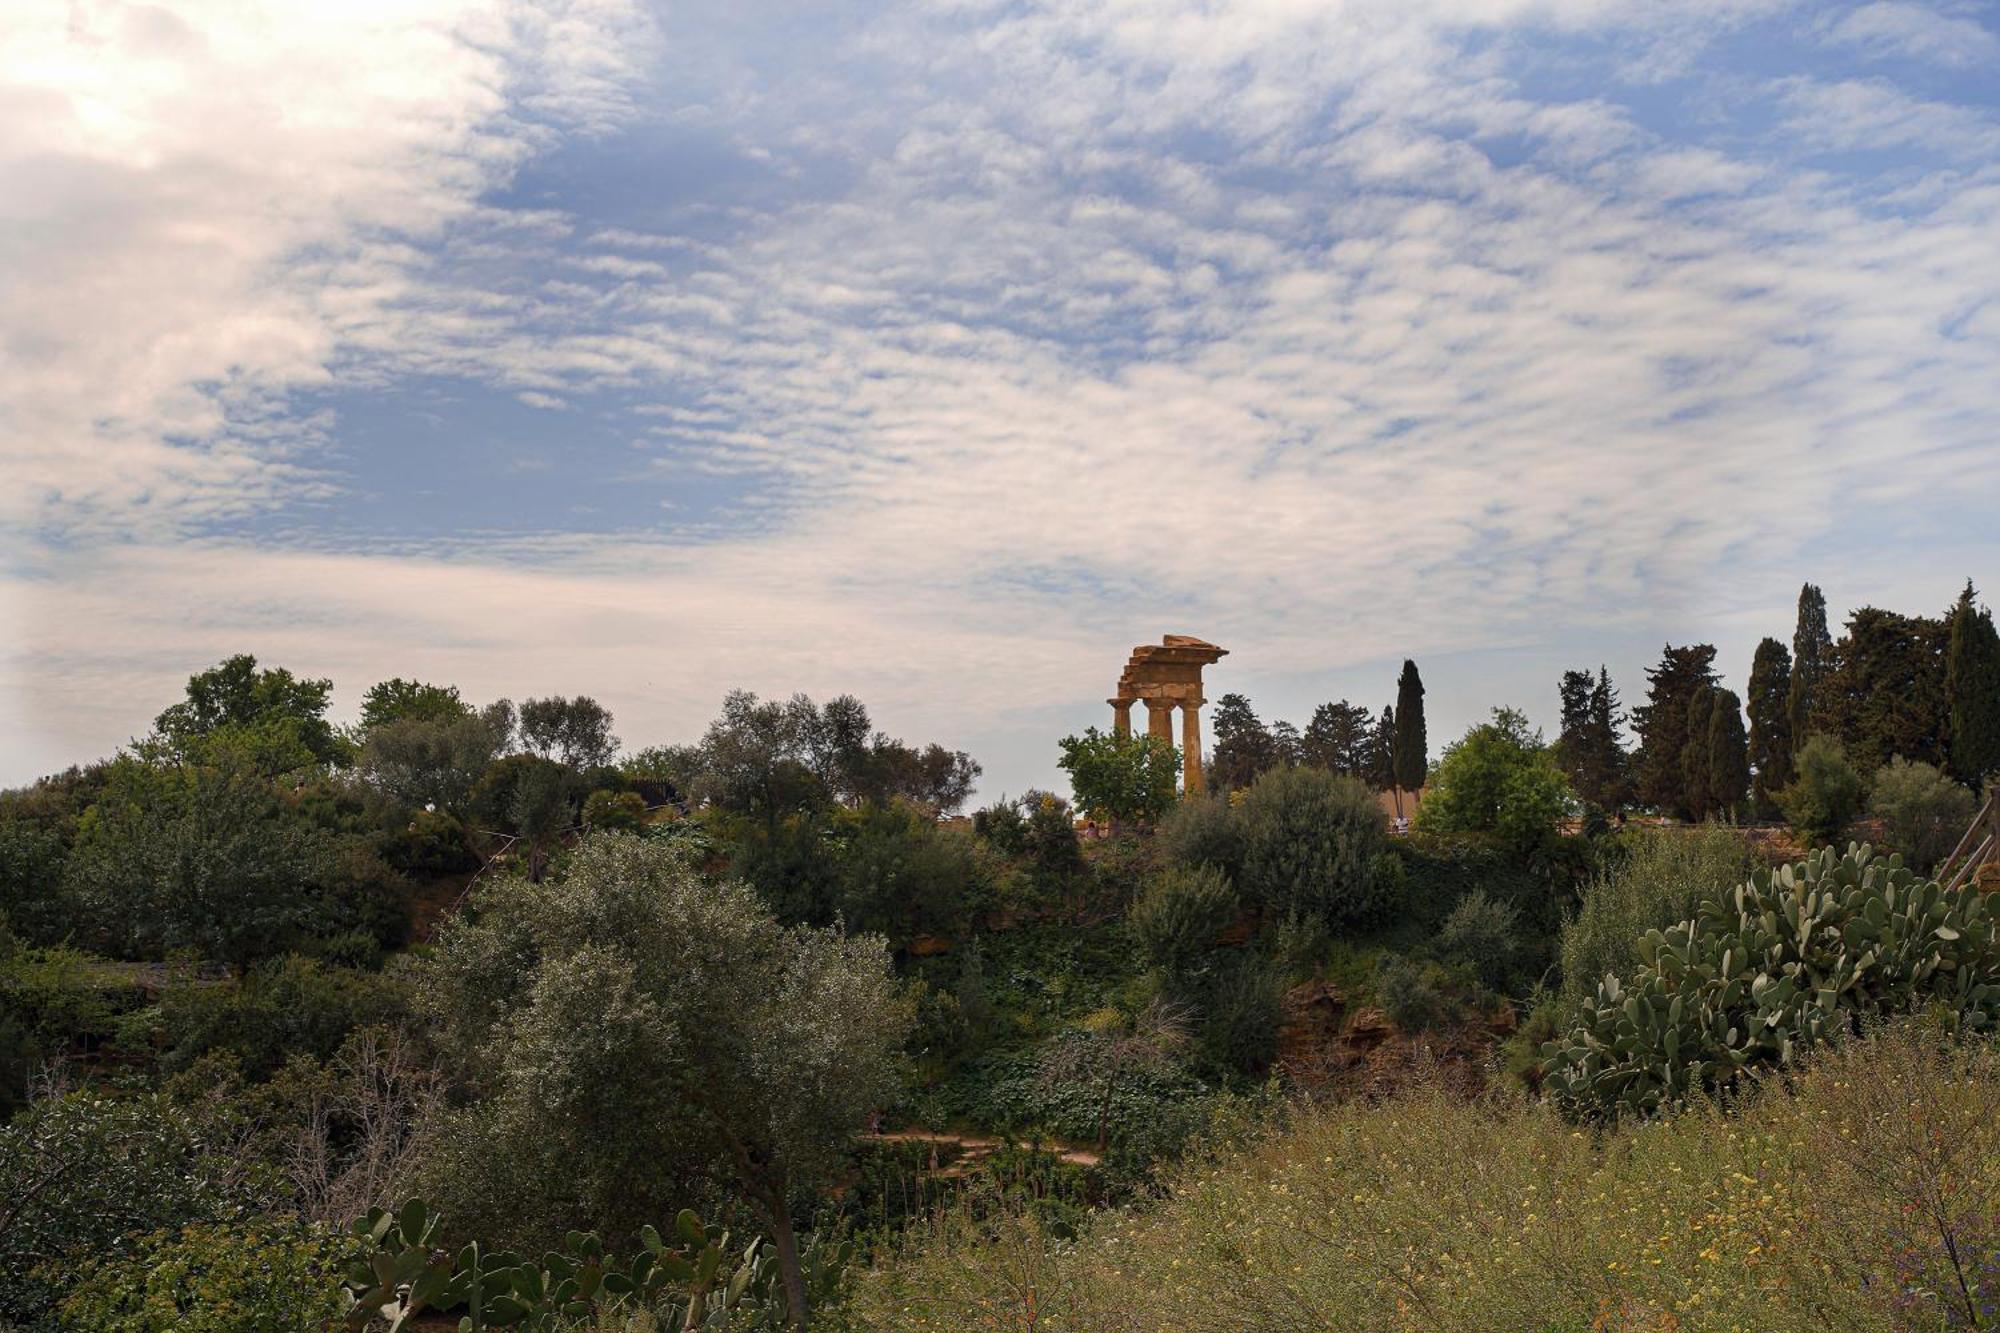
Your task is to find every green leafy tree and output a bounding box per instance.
[517,695,620,771]
[1417,708,1573,850]
[469,754,576,882]
[1707,688,1750,823]
[62,753,330,964]
[153,654,346,768]
[1632,644,1719,817]
[1747,637,1794,818]
[358,702,513,817]
[60,1217,348,1332]
[1392,660,1427,796]
[1779,734,1868,849]
[1869,758,1977,874]
[831,800,997,946]
[1787,582,1832,748]
[1057,727,1180,828]
[357,678,470,732]
[417,833,910,1327]
[1810,607,1950,772]
[1236,766,1389,928]
[1947,582,2000,787]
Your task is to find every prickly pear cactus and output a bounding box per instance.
[1544,844,2000,1120]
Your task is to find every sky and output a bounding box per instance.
[2,0,1997,801]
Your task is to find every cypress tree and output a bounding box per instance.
[1392,660,1427,792]
[1556,669,1595,800]
[1947,581,2000,787]
[1633,643,1719,818]
[1708,687,1751,823]
[1747,637,1793,818]
[1681,687,1716,821]
[1788,583,1831,748]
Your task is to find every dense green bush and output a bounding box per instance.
[133,954,409,1080]
[1435,890,1520,991]
[1129,866,1238,983]
[0,1093,259,1325]
[58,1217,348,1332]
[1779,734,1868,848]
[1235,768,1388,930]
[582,787,648,831]
[1186,954,1284,1077]
[1546,844,2000,1119]
[1868,757,1976,873]
[1155,795,1245,882]
[1558,826,1752,1003]
[1377,957,1450,1032]
[831,800,999,946]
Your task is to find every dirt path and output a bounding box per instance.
[869,1129,1103,1168]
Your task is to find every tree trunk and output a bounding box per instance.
[768,1190,809,1331]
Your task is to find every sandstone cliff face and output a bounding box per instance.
[1274,979,1510,1101]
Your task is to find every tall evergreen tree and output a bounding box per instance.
[1947,582,2000,788]
[1301,700,1372,775]
[1392,660,1427,792]
[1556,666,1628,811]
[1811,607,1949,772]
[1367,706,1397,790]
[1787,583,1832,749]
[1268,720,1303,768]
[1681,687,1717,822]
[1708,687,1751,822]
[1747,637,1793,818]
[1208,693,1277,792]
[1633,643,1719,818]
[1589,667,1633,811]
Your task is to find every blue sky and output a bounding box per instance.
[3,0,1997,799]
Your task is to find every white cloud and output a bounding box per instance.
[1823,1,2000,69]
[0,0,651,545]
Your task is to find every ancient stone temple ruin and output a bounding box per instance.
[1109,635,1229,793]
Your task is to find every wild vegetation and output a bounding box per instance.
[2,579,1998,1329]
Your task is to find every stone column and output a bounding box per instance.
[1180,699,1204,794]
[1143,699,1175,745]
[1108,698,1134,738]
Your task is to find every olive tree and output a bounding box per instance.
[416,833,909,1327]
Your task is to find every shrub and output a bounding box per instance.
[833,800,999,947]
[139,954,408,1080]
[1868,757,1976,873]
[1434,890,1519,991]
[1377,957,1449,1032]
[58,1217,348,1332]
[1778,734,1867,849]
[1155,795,1245,882]
[1188,954,1284,1078]
[581,787,647,831]
[1545,844,2000,1119]
[1129,866,1238,982]
[0,1093,257,1325]
[856,1024,2000,1331]
[1558,826,1752,1003]
[1235,767,1387,930]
